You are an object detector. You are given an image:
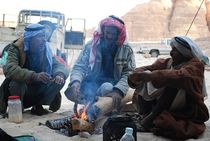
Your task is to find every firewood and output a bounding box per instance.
[122,88,135,103]
[93,88,135,119]
[71,118,94,133]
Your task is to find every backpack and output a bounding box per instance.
[103,115,137,141]
[15,135,40,141]
[0,128,40,141]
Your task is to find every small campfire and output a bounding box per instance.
[45,102,97,137]
[71,102,94,133]
[44,95,132,137]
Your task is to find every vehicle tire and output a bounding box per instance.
[150,50,159,57]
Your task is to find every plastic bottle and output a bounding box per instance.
[8,95,22,123]
[120,127,135,141]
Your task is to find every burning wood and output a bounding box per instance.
[45,114,94,136]
[73,88,135,122]
[71,102,95,133]
[71,118,94,133]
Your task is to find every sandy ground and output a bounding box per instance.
[0,48,210,141]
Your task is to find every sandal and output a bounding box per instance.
[31,105,49,116]
[45,116,71,130]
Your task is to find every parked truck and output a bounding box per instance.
[138,38,171,57]
[0,9,86,66]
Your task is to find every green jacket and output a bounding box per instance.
[0,38,69,113]
[70,40,136,96]
[3,38,69,82]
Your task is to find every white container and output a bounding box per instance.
[8,95,23,123]
[120,127,135,141]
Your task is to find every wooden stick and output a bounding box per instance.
[93,88,135,118]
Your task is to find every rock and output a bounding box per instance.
[86,0,210,56]
[122,0,210,42]
[78,131,90,138]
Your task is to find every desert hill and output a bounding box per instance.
[87,0,210,55]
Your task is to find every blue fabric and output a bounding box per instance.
[24,23,45,31]
[100,40,117,80]
[23,24,46,52]
[23,24,53,75]
[45,43,53,73]
[38,20,56,41]
[0,51,8,65]
[15,135,40,141]
[23,81,64,107]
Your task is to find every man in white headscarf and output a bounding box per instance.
[128,36,209,140]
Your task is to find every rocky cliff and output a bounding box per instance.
[121,0,210,55]
[86,0,210,55]
[123,0,209,40]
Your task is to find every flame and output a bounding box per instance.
[74,102,90,121]
[80,102,90,120]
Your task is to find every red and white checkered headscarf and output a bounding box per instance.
[89,16,127,69]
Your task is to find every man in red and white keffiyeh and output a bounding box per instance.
[65,15,136,121]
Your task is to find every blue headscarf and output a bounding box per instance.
[24,23,53,75]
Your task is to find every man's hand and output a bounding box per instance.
[52,75,65,85]
[32,72,51,83]
[133,67,145,73]
[64,81,80,102]
[71,81,80,94]
[107,91,123,112]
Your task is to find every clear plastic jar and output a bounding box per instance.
[8,95,23,123]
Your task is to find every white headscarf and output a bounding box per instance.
[170,36,208,98]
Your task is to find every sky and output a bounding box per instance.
[0,0,149,28]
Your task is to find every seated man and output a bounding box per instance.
[0,23,69,116]
[64,15,135,121]
[128,36,209,140]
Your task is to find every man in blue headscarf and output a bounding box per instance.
[0,23,69,116]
